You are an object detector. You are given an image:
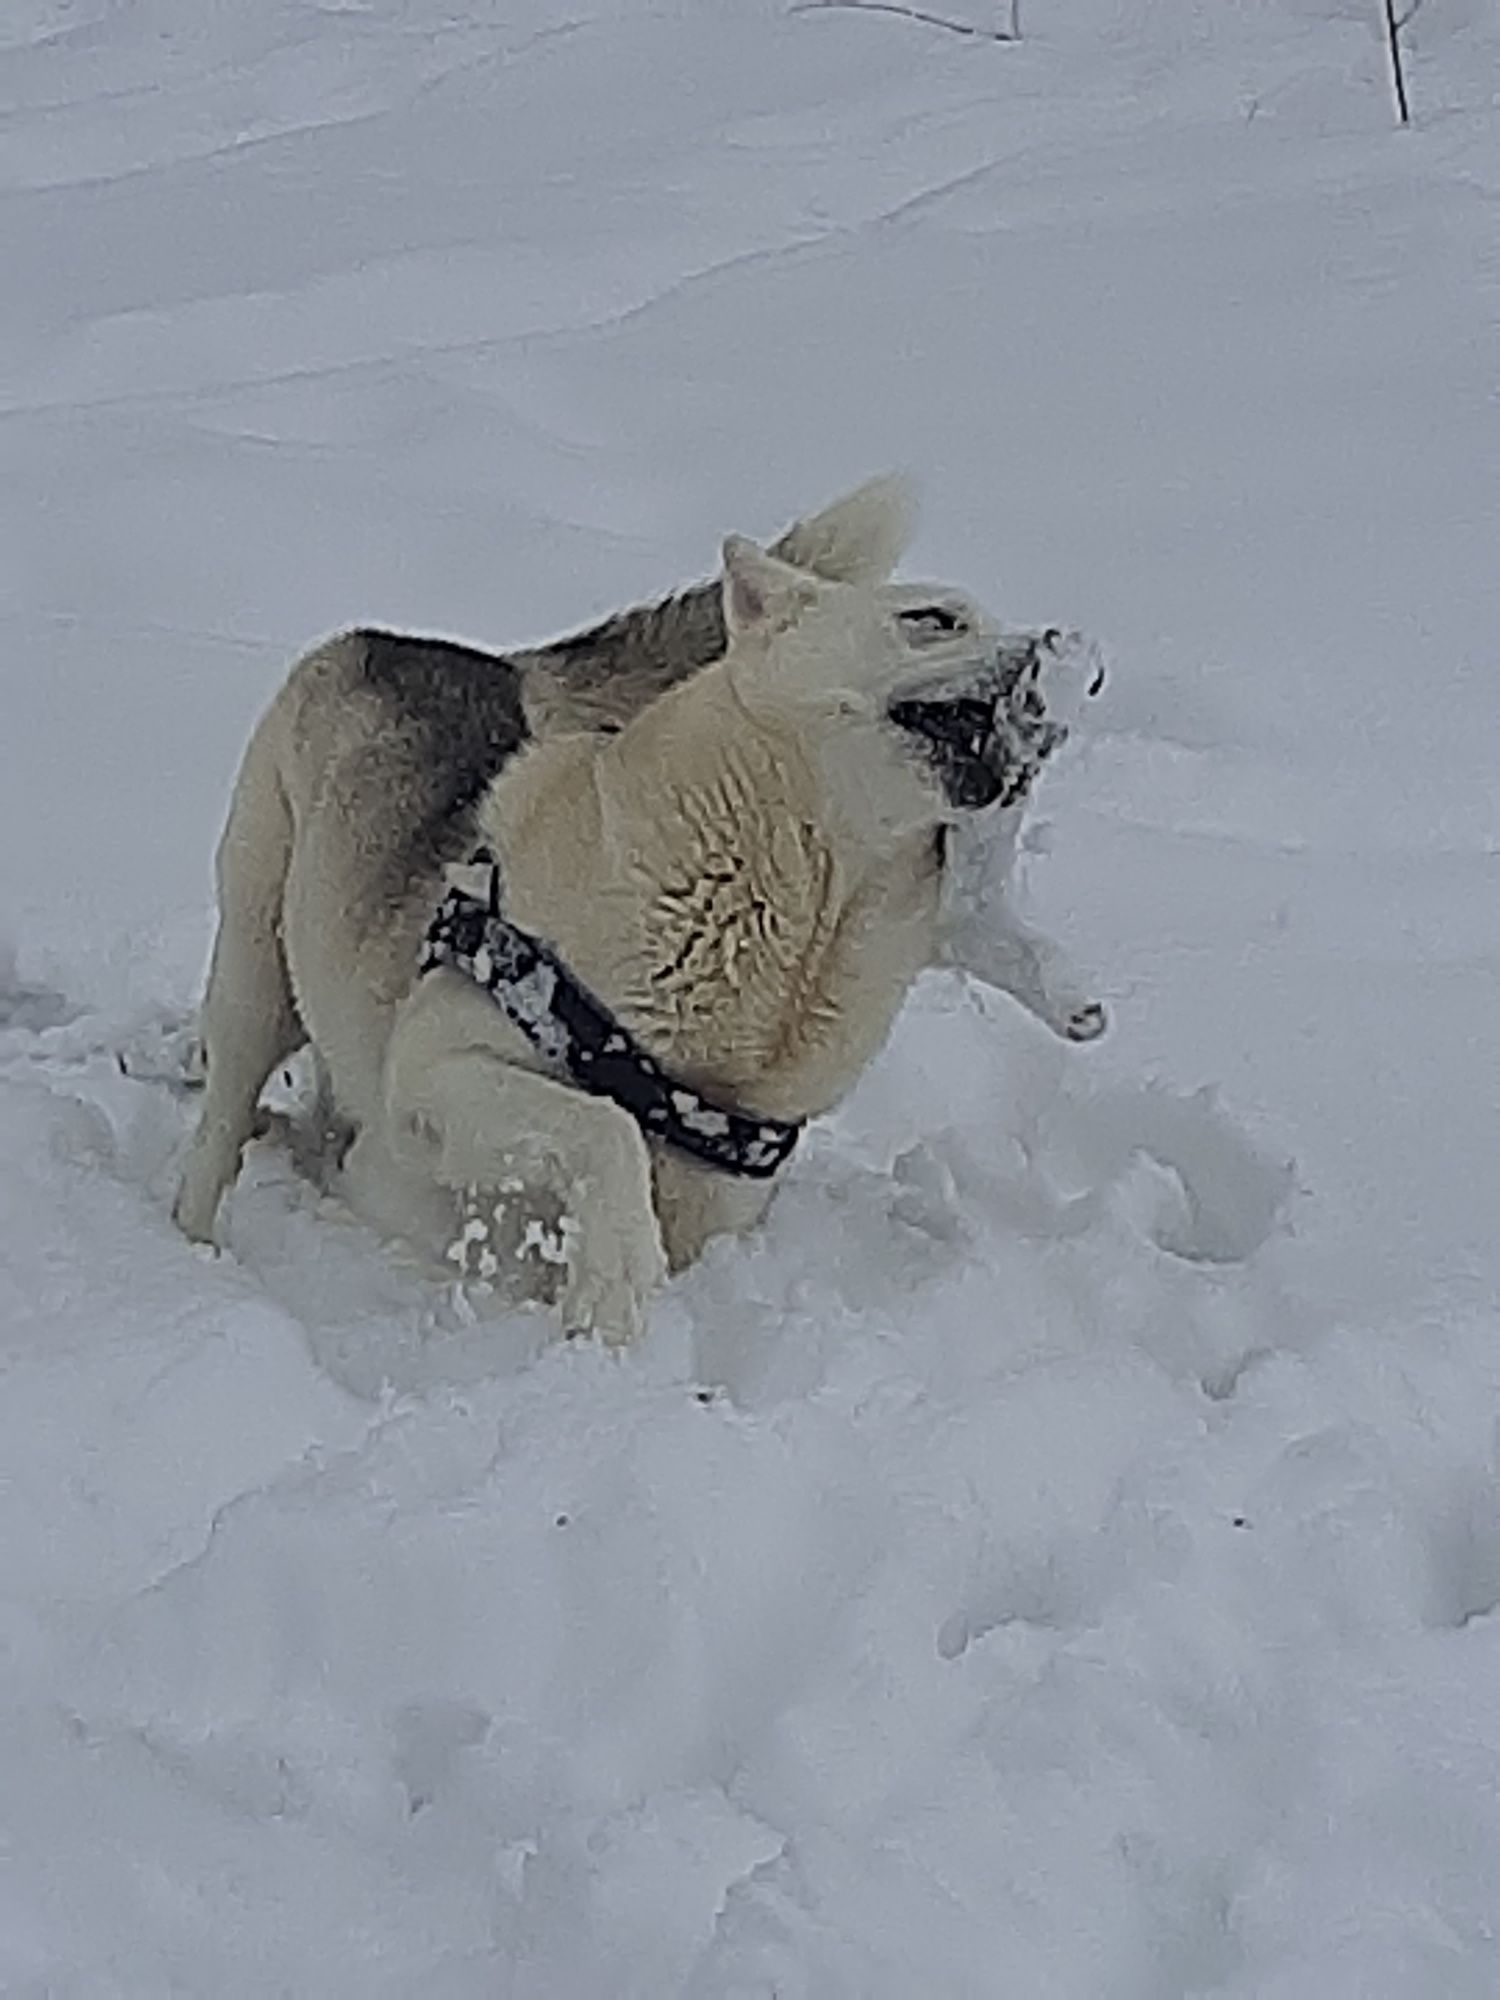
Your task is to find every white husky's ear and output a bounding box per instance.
[721,535,820,639]
[770,473,915,586]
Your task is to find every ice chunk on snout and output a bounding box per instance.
[994,626,1106,734]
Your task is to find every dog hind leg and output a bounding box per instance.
[175,750,302,1241]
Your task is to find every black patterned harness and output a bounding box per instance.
[420,861,802,1180]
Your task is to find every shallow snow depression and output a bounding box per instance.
[3,0,1500,1993]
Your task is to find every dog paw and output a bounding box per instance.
[559,1222,665,1348]
[174,1127,245,1243]
[559,1270,649,1348]
[1061,1000,1108,1043]
[172,1178,222,1245]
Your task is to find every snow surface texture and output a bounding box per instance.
[3,1,1500,1992]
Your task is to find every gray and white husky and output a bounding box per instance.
[175,479,1104,1341]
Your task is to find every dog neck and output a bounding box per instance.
[475,663,944,1125]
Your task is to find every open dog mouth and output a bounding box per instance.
[890,628,1104,813]
[887,692,1014,810]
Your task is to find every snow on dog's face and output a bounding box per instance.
[721,536,1102,823]
[884,605,1103,812]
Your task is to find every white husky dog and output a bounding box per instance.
[176,480,1103,1341]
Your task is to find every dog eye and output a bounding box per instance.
[897,606,965,638]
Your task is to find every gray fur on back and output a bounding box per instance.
[512,499,877,733]
[516,580,727,734]
[359,631,529,812]
[338,581,730,917]
[350,630,530,909]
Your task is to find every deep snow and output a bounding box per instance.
[2,0,1499,1993]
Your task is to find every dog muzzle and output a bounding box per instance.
[889,629,1093,813]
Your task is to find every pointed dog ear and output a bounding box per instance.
[720,535,820,639]
[770,472,916,585]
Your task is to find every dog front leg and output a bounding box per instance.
[388,1051,666,1346]
[937,813,1106,1044]
[942,886,1106,1043]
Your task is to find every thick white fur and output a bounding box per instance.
[176,481,1102,1341]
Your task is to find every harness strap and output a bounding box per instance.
[420,869,802,1181]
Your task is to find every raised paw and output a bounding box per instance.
[1062,1000,1109,1043]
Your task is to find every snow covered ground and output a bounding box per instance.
[3,0,1499,1990]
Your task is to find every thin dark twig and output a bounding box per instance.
[790,0,1018,42]
[1383,0,1412,124]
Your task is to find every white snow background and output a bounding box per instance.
[3,0,1500,1992]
